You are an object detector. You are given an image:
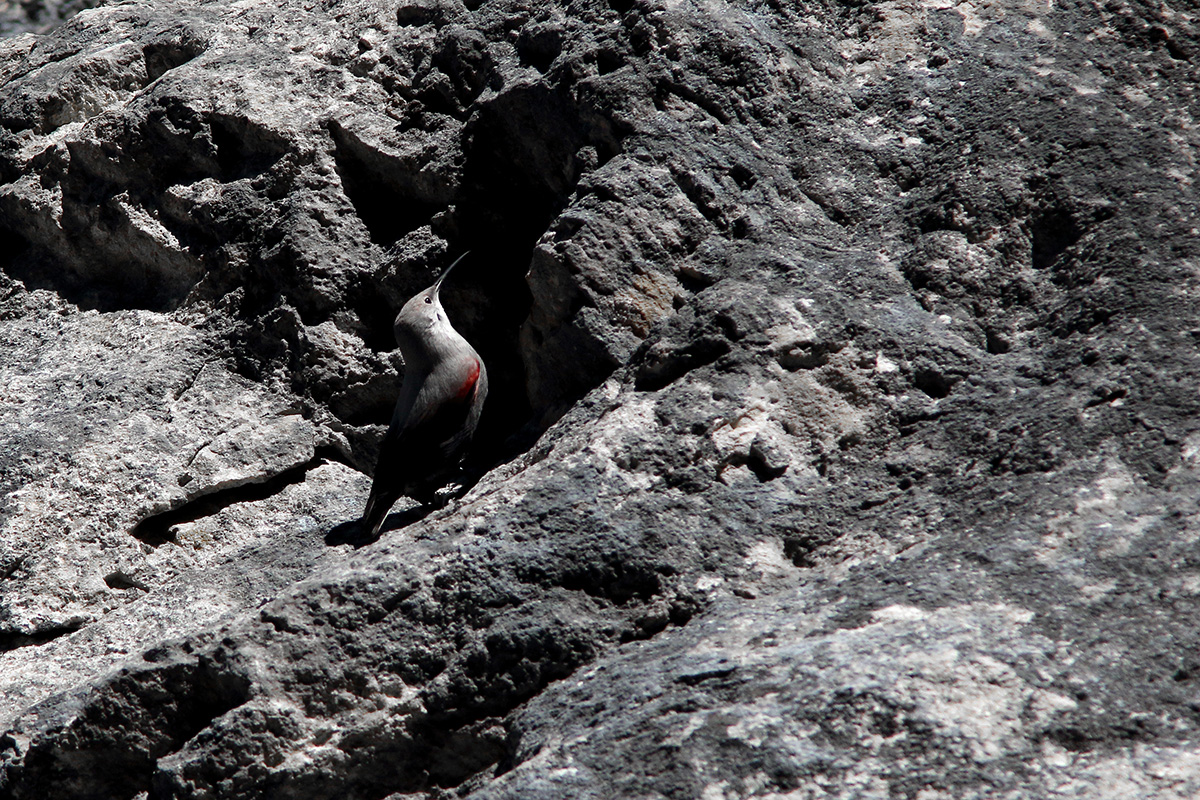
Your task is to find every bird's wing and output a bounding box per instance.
[374,359,484,484]
[362,358,485,537]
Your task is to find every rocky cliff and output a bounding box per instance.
[1,0,1199,797]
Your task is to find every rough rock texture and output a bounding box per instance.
[0,0,99,38]
[1,0,1199,797]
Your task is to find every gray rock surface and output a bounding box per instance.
[0,0,99,37]
[1,0,1199,797]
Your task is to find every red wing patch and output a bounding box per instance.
[455,358,481,401]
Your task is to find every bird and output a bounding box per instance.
[360,252,488,539]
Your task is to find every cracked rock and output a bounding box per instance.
[2,0,1200,797]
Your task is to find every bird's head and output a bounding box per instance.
[393,252,469,359]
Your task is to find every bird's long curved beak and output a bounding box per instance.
[432,252,470,299]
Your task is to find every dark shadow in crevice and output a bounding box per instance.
[1030,203,1081,271]
[0,556,25,582]
[209,113,290,183]
[0,225,32,284]
[0,621,84,654]
[0,237,190,314]
[418,721,509,790]
[130,448,340,546]
[2,183,201,313]
[671,168,726,228]
[516,25,563,73]
[13,649,252,800]
[913,367,954,399]
[346,274,408,354]
[445,82,625,472]
[984,327,1011,355]
[329,122,443,246]
[142,30,208,83]
[104,570,150,591]
[2,99,292,315]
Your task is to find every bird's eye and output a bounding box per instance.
[424,295,432,304]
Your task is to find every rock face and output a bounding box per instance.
[1,0,1199,797]
[0,0,98,38]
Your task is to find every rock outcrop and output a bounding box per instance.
[1,0,1198,797]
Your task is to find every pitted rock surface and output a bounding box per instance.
[1,0,1198,797]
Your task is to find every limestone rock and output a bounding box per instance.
[1,0,1198,797]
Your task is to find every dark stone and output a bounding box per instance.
[2,0,1200,797]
